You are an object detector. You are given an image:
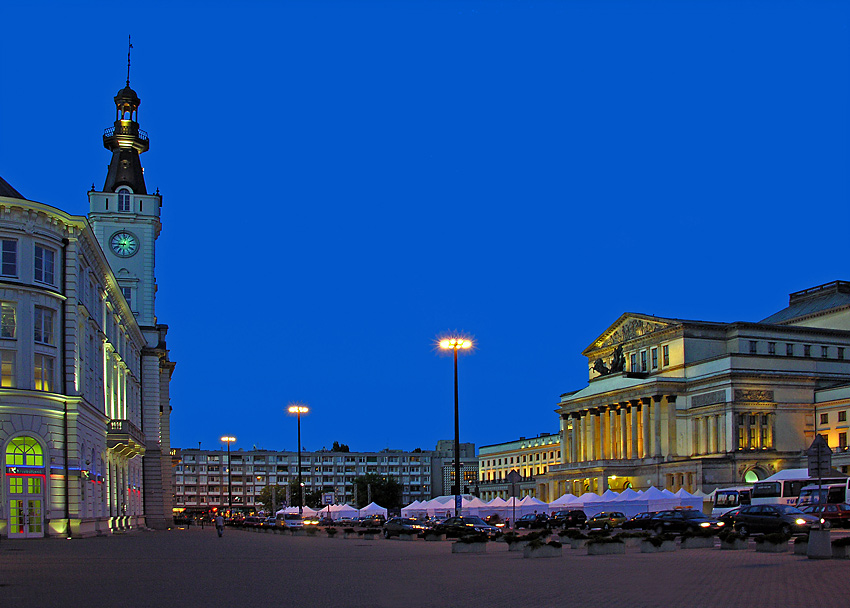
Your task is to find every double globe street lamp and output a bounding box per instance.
[220,436,236,518]
[438,335,473,517]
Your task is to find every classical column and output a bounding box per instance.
[700,416,709,454]
[620,405,629,460]
[744,412,751,450]
[652,396,663,457]
[571,413,580,463]
[588,410,598,461]
[600,407,609,460]
[641,399,651,458]
[767,412,775,449]
[666,395,678,458]
[693,417,701,456]
[611,407,619,459]
[560,415,569,463]
[630,400,640,459]
[708,413,717,454]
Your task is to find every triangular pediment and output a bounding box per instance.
[584,313,677,355]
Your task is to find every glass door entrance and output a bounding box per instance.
[8,476,44,538]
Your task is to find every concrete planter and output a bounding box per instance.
[794,541,808,555]
[681,537,715,550]
[523,544,563,559]
[640,540,676,553]
[587,542,625,555]
[423,533,446,542]
[620,537,645,549]
[755,541,788,553]
[808,530,832,560]
[452,542,487,554]
[397,533,416,541]
[570,538,589,550]
[292,529,307,537]
[343,532,356,539]
[831,544,850,559]
[720,539,748,551]
[507,540,531,552]
[362,533,379,541]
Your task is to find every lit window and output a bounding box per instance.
[34,245,55,285]
[1,350,14,387]
[33,354,54,391]
[1,301,15,338]
[6,436,43,466]
[118,189,131,212]
[33,307,54,345]
[1,239,17,277]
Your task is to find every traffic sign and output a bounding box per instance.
[322,492,334,505]
[507,469,521,498]
[807,434,833,479]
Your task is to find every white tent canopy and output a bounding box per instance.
[359,502,388,517]
[276,506,318,517]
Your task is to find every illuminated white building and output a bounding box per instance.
[542,281,850,501]
[0,78,174,538]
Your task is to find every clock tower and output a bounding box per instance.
[88,76,174,530]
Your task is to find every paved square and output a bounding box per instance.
[2,528,849,608]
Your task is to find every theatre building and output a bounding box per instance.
[542,282,850,501]
[0,78,174,538]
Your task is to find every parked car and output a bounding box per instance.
[242,516,264,528]
[649,510,724,535]
[586,511,627,530]
[302,517,320,526]
[278,513,304,529]
[514,513,550,529]
[382,517,429,538]
[262,516,277,528]
[549,510,587,528]
[621,512,657,530]
[799,503,850,529]
[336,517,359,527]
[359,515,386,528]
[484,514,506,528]
[732,504,821,536]
[717,507,741,528]
[432,516,501,538]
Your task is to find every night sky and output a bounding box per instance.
[2,1,849,454]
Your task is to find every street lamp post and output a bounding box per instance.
[220,436,236,518]
[287,403,310,515]
[438,336,473,517]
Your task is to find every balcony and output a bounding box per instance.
[107,420,146,458]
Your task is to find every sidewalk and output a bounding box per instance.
[2,528,849,608]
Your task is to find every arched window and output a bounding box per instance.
[6,436,44,466]
[744,470,760,484]
[118,189,131,212]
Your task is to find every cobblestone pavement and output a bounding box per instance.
[2,528,850,608]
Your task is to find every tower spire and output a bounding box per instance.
[127,35,133,87]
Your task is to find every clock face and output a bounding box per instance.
[110,231,139,257]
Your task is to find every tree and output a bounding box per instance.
[331,441,350,453]
[353,473,402,510]
[288,480,323,509]
[256,485,287,513]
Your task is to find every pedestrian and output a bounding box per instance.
[215,514,224,537]
[200,517,205,530]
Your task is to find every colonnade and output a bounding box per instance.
[559,395,678,464]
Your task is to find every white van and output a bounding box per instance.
[278,513,304,529]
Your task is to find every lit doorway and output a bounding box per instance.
[6,437,45,538]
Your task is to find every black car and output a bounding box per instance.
[549,510,587,528]
[432,516,501,538]
[732,504,820,536]
[649,510,724,535]
[621,512,657,530]
[717,507,741,528]
[514,513,550,529]
[382,517,429,538]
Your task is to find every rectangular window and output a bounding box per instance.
[34,245,55,285]
[1,239,17,277]
[663,344,669,366]
[749,340,757,354]
[640,351,647,372]
[820,413,829,425]
[840,433,847,449]
[121,287,132,309]
[839,411,847,422]
[1,350,14,387]
[839,348,845,361]
[804,345,811,357]
[630,353,637,371]
[34,354,54,391]
[1,302,16,338]
[787,343,794,356]
[768,342,776,355]
[822,346,829,358]
[33,307,54,345]
[651,348,658,369]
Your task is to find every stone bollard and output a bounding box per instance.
[807,529,832,559]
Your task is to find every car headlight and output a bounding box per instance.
[699,522,711,528]
[717,522,725,527]
[795,518,806,525]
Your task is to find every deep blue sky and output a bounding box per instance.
[2,1,849,454]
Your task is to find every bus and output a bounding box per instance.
[710,486,752,518]
[751,469,847,506]
[796,480,850,507]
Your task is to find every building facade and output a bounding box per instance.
[173,441,478,513]
[477,432,561,500]
[541,281,850,502]
[0,78,174,538]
